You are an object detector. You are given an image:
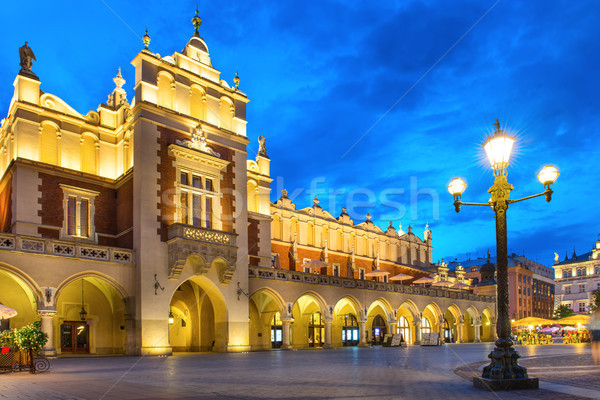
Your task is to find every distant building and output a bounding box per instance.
[553,238,600,314]
[449,253,555,319]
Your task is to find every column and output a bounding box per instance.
[413,320,421,345]
[281,318,292,350]
[474,323,482,342]
[390,321,398,336]
[456,323,464,344]
[491,322,498,341]
[323,319,333,349]
[38,310,57,357]
[439,324,445,345]
[358,320,368,347]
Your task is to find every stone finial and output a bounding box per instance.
[143,29,151,49]
[313,195,320,206]
[408,225,413,234]
[192,9,202,36]
[233,71,240,90]
[113,67,125,89]
[366,213,372,222]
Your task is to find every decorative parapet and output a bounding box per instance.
[0,233,134,264]
[248,266,495,303]
[167,223,237,281]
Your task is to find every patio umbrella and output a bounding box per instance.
[556,314,590,326]
[451,282,470,289]
[389,273,413,282]
[413,277,434,285]
[540,326,559,333]
[302,259,328,272]
[365,269,390,277]
[0,304,17,319]
[512,316,554,327]
[432,280,453,287]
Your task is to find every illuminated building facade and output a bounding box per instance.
[554,238,600,314]
[0,13,495,355]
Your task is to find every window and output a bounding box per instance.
[595,266,600,275]
[579,284,585,293]
[566,303,572,309]
[178,171,217,229]
[359,268,365,280]
[60,185,99,239]
[421,317,431,334]
[564,286,571,294]
[398,316,411,343]
[579,302,586,312]
[333,264,339,277]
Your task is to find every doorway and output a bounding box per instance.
[61,322,89,353]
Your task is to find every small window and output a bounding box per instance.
[579,302,586,312]
[205,178,214,192]
[192,175,202,189]
[333,264,339,277]
[180,172,188,186]
[60,185,99,240]
[565,286,571,294]
[579,284,585,293]
[359,268,365,280]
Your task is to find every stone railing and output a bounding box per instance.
[0,233,134,264]
[248,266,495,303]
[167,223,236,246]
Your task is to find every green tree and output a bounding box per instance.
[590,290,600,312]
[554,304,575,319]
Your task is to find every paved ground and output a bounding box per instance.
[1,343,599,400]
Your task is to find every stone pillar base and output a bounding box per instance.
[322,343,334,349]
[140,346,172,356]
[40,349,57,358]
[358,343,370,348]
[473,377,539,391]
[226,345,251,352]
[280,344,293,350]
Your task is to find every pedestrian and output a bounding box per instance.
[590,308,600,365]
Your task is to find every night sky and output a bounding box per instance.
[1,1,599,267]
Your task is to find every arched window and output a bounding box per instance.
[342,314,359,346]
[308,312,324,347]
[290,219,298,242]
[247,180,258,213]
[219,97,233,131]
[272,215,282,240]
[337,230,343,251]
[40,122,59,165]
[81,134,98,174]
[398,316,411,344]
[190,86,206,120]
[421,317,431,334]
[157,73,174,109]
[321,226,328,248]
[307,222,314,246]
[271,312,282,349]
[362,237,368,256]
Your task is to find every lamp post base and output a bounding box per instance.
[473,377,539,391]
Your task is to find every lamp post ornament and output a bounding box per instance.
[448,120,559,390]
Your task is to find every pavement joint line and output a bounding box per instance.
[540,381,600,400]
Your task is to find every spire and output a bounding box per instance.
[233,71,240,90]
[143,28,151,49]
[113,67,125,89]
[486,250,491,263]
[572,247,577,260]
[192,9,202,36]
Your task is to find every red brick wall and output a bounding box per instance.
[0,173,12,232]
[248,217,260,266]
[115,178,133,248]
[156,126,236,241]
[37,171,118,236]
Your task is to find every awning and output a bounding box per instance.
[365,269,390,277]
[389,273,413,282]
[0,304,18,319]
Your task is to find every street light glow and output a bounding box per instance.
[537,165,559,186]
[482,125,516,175]
[447,178,467,198]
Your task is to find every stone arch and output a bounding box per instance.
[55,271,130,355]
[189,84,206,120]
[39,120,60,165]
[332,295,362,347]
[367,297,393,321]
[157,71,175,109]
[211,256,235,284]
[0,262,43,305]
[292,290,328,315]
[168,274,228,352]
[218,96,234,131]
[366,298,392,345]
[290,291,327,348]
[443,303,462,343]
[0,263,42,331]
[249,287,286,350]
[481,307,495,342]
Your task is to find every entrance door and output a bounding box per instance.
[372,315,387,345]
[61,322,89,353]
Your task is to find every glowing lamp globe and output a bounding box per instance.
[168,310,174,324]
[447,178,467,198]
[537,165,559,186]
[482,121,516,173]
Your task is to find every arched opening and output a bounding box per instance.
[308,311,324,348]
[332,296,361,347]
[444,304,461,343]
[168,276,227,352]
[397,316,411,344]
[341,314,359,346]
[157,73,174,109]
[421,316,432,335]
[481,308,494,341]
[190,86,206,121]
[40,122,59,165]
[290,293,325,349]
[371,315,387,345]
[397,301,418,344]
[219,97,233,131]
[249,288,284,350]
[0,268,38,331]
[81,135,97,174]
[463,310,475,342]
[55,276,126,355]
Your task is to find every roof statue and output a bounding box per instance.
[176,125,220,157]
[19,42,37,77]
[142,29,151,50]
[258,135,268,157]
[424,222,431,240]
[192,9,202,36]
[554,252,559,263]
[313,195,320,207]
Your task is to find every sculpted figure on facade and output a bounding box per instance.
[258,135,267,157]
[19,42,36,75]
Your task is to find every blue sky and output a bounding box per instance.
[1,1,598,266]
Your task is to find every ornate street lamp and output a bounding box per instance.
[168,309,175,325]
[448,119,558,391]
